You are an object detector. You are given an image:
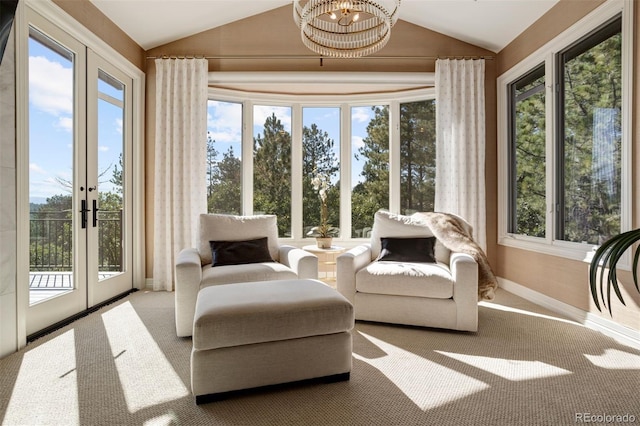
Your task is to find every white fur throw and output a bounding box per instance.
[412,212,497,300]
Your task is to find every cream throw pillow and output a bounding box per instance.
[370,210,449,263]
[198,214,280,265]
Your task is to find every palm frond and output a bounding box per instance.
[589,229,640,314]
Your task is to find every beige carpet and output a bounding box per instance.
[1,289,639,426]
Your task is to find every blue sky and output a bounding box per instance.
[28,36,123,205]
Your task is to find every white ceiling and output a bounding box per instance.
[89,0,560,53]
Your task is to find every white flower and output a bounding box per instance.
[311,176,321,190]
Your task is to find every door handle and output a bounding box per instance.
[92,199,100,228]
[81,199,89,229]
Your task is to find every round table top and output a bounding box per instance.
[302,244,346,253]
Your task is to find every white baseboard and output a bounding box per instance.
[498,277,640,350]
[144,278,154,290]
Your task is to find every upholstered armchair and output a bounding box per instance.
[337,210,486,332]
[174,214,318,337]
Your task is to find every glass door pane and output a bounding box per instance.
[96,70,125,281]
[87,51,133,307]
[28,28,76,305]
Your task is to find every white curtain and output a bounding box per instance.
[153,58,208,291]
[434,59,487,250]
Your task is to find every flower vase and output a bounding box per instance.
[316,237,333,249]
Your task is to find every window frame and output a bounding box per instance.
[507,63,546,237]
[554,16,623,244]
[207,85,436,246]
[497,0,632,264]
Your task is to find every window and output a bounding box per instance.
[303,107,340,238]
[253,106,292,237]
[351,105,389,238]
[206,100,242,215]
[498,1,630,261]
[206,90,436,242]
[556,17,622,245]
[400,100,436,215]
[508,65,546,238]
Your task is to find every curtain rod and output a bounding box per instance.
[146,54,494,61]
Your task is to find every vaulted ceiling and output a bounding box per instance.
[89,0,560,53]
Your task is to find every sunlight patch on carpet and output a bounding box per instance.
[584,348,640,370]
[3,330,79,426]
[479,301,578,325]
[102,302,189,412]
[353,331,489,410]
[436,351,573,381]
[143,410,180,426]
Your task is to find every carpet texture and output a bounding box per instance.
[1,289,638,426]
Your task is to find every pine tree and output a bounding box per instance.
[253,113,292,237]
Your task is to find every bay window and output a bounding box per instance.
[206,89,436,242]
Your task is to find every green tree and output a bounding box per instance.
[253,113,292,236]
[561,31,621,244]
[208,146,241,215]
[352,106,389,237]
[400,100,436,215]
[110,153,124,194]
[206,132,241,215]
[303,123,339,236]
[513,72,546,237]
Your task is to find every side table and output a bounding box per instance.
[302,245,346,286]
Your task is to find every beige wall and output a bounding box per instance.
[144,6,497,279]
[52,0,146,71]
[496,0,640,330]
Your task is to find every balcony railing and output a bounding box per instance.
[30,210,123,272]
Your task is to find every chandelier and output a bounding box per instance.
[293,0,401,58]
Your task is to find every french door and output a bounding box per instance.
[26,10,133,335]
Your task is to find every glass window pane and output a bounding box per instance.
[207,100,242,215]
[253,105,292,237]
[400,100,436,215]
[303,107,340,239]
[559,20,621,244]
[510,65,546,237]
[351,105,389,238]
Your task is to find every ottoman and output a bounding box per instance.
[191,278,354,403]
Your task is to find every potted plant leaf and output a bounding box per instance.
[589,228,640,314]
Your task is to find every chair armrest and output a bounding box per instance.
[450,252,479,331]
[279,245,318,279]
[337,244,372,303]
[174,248,203,337]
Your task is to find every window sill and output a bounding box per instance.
[498,234,597,263]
